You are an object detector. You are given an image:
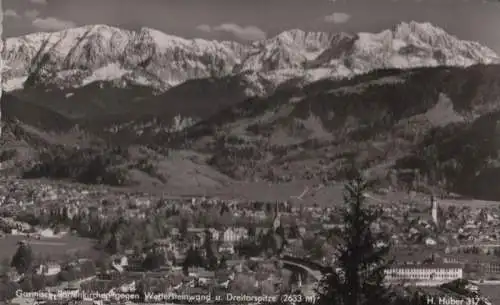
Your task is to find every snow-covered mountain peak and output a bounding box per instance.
[267,29,335,50]
[393,21,446,35]
[135,27,243,57]
[136,27,192,47]
[18,24,131,45]
[391,21,462,48]
[344,21,500,71]
[390,21,497,57]
[2,21,499,93]
[81,24,126,34]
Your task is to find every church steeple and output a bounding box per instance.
[431,194,438,227]
[272,201,281,231]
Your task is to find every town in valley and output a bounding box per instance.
[0,176,498,305]
[3,0,500,304]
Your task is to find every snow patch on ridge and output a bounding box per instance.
[81,63,130,86]
[425,93,464,126]
[3,77,28,91]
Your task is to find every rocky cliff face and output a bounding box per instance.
[3,21,499,93]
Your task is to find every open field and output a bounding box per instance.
[366,191,500,210]
[437,198,500,209]
[206,182,500,209]
[12,176,500,209]
[0,234,96,261]
[191,180,343,204]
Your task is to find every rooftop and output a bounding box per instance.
[389,263,463,269]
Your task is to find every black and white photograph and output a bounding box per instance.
[1,0,500,304]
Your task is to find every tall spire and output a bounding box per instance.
[273,201,281,230]
[431,195,438,227]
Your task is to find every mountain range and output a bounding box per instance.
[3,21,499,93]
[3,21,500,202]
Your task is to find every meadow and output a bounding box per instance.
[0,234,96,262]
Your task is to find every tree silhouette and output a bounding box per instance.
[219,256,228,270]
[204,229,220,270]
[289,224,301,239]
[315,172,393,305]
[182,247,204,275]
[248,226,256,239]
[11,242,34,274]
[142,251,166,271]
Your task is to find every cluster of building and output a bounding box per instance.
[385,264,463,282]
[2,178,500,304]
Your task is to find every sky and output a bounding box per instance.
[3,0,500,53]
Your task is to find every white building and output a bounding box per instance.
[208,228,220,241]
[431,195,438,227]
[425,237,437,246]
[222,228,247,243]
[385,264,463,282]
[35,263,61,276]
[219,243,235,255]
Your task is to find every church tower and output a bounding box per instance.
[272,201,281,231]
[431,195,438,227]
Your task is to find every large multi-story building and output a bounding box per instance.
[385,264,463,282]
[443,254,500,276]
[221,227,248,243]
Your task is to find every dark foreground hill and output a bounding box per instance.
[166,64,500,200]
[8,73,275,146]
[5,64,500,200]
[1,92,75,132]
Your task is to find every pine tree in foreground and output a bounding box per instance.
[315,172,394,305]
[11,241,34,274]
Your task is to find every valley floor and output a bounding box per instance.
[7,175,500,209]
[0,234,95,261]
